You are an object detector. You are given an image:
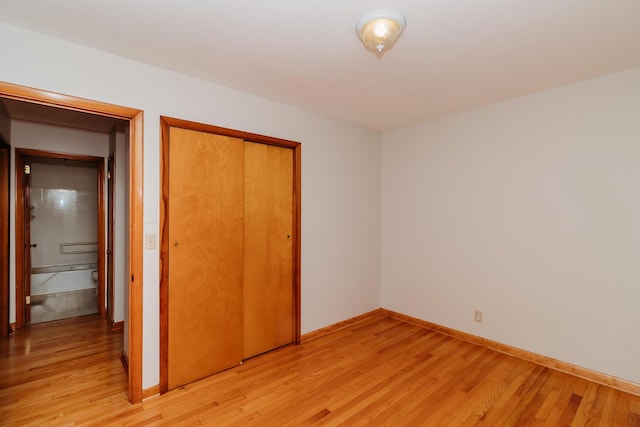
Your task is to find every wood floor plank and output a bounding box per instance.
[2,314,640,426]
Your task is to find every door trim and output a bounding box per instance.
[15,149,106,322]
[158,116,302,394]
[0,138,9,337]
[0,81,144,404]
[14,150,25,328]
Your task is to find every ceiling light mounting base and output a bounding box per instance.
[356,8,406,57]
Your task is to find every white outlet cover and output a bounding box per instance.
[145,234,156,250]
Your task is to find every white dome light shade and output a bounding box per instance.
[356,9,406,56]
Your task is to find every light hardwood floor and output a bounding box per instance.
[1,314,639,426]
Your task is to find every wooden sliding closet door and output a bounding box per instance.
[167,127,244,389]
[243,142,294,358]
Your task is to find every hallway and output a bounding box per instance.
[0,315,127,425]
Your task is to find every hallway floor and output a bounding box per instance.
[0,314,127,426]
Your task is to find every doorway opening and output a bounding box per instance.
[0,82,144,403]
[18,153,103,324]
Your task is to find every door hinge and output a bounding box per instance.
[25,295,30,305]
[107,171,111,180]
[24,164,31,175]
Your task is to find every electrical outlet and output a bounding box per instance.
[474,310,483,323]
[145,234,156,250]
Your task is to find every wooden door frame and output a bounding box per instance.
[158,116,301,394]
[0,138,9,337]
[15,149,106,323]
[17,150,31,325]
[0,81,144,404]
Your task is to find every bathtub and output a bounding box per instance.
[30,264,98,295]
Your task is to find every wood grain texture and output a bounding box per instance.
[3,313,640,426]
[159,117,170,393]
[13,150,27,329]
[159,116,300,149]
[300,308,386,343]
[143,385,161,400]
[0,80,144,403]
[292,143,302,344]
[111,320,124,330]
[0,81,141,120]
[0,315,127,426]
[243,142,294,358]
[384,309,640,398]
[159,116,303,392]
[127,110,144,404]
[24,160,32,326]
[167,127,244,389]
[120,349,129,374]
[0,142,7,337]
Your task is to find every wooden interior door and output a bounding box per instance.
[167,127,244,389]
[23,157,32,325]
[243,142,294,358]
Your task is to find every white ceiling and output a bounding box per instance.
[1,0,639,131]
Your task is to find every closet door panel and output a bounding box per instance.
[168,127,244,389]
[243,142,293,358]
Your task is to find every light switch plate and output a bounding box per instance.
[145,234,156,250]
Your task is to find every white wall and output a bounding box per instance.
[9,120,109,321]
[381,67,640,384]
[122,129,130,356]
[114,131,128,324]
[108,129,128,324]
[0,22,381,389]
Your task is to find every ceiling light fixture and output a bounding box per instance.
[356,8,406,56]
